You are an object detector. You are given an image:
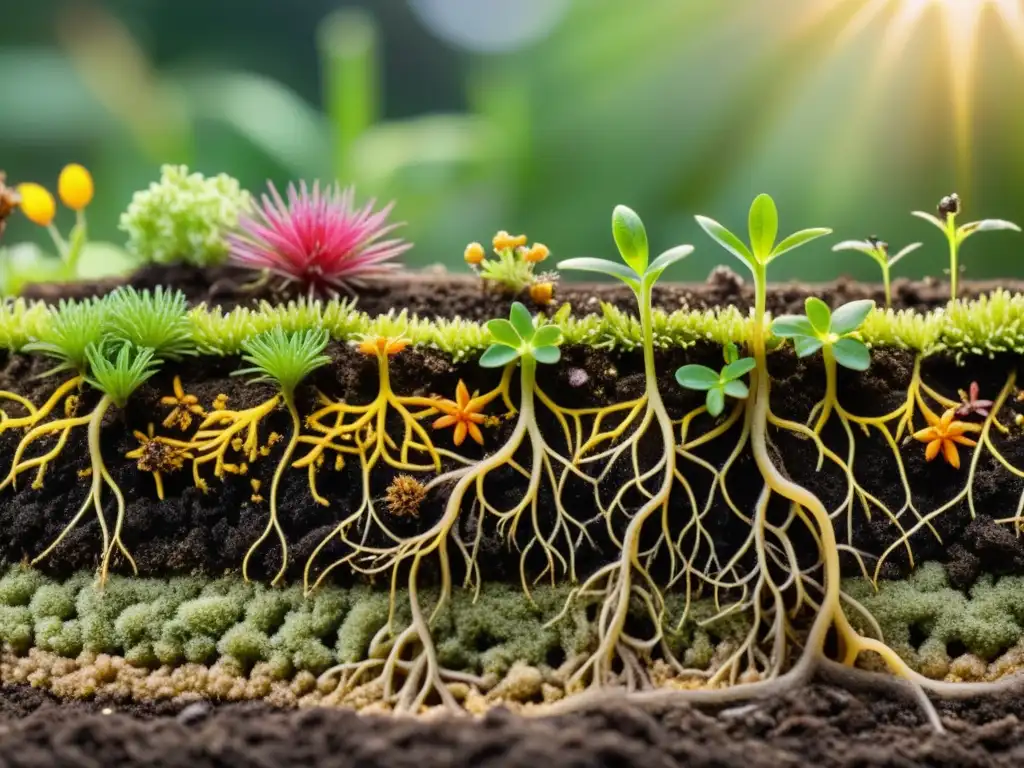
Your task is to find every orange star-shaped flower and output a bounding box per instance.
[433,380,488,446]
[356,336,409,358]
[913,407,977,469]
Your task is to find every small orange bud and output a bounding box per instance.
[15,183,56,227]
[58,164,94,211]
[493,230,528,251]
[464,242,485,265]
[524,243,550,263]
[529,281,555,305]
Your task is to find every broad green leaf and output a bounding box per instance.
[531,344,561,365]
[479,343,521,368]
[532,325,562,348]
[509,302,535,341]
[887,242,922,268]
[694,215,755,270]
[675,364,721,391]
[487,318,521,347]
[911,210,948,232]
[804,297,831,335]
[832,337,871,371]
[771,315,815,338]
[721,357,756,381]
[723,379,749,399]
[706,387,725,417]
[830,299,874,336]
[748,194,778,260]
[768,228,832,261]
[557,257,641,292]
[612,205,649,275]
[643,244,693,286]
[793,336,824,358]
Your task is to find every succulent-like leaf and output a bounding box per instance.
[805,297,831,335]
[487,318,522,348]
[509,302,535,341]
[721,357,756,381]
[612,205,649,275]
[771,315,815,338]
[675,364,721,391]
[695,216,755,270]
[532,325,562,348]
[532,345,561,365]
[768,228,832,261]
[832,337,871,371]
[706,387,725,417]
[748,194,779,260]
[830,300,874,336]
[793,335,825,358]
[479,343,520,368]
[644,245,693,286]
[556,257,641,292]
[723,379,749,399]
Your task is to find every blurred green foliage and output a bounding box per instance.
[2,0,1023,286]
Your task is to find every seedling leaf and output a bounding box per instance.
[830,299,874,336]
[694,216,754,269]
[480,343,520,368]
[509,302,535,341]
[722,357,756,381]
[887,242,922,267]
[487,318,521,348]
[532,325,562,348]
[675,364,721,391]
[771,315,815,338]
[831,240,877,256]
[748,194,778,260]
[612,205,649,275]
[705,387,726,416]
[793,335,824,357]
[644,245,694,285]
[912,210,948,232]
[557,257,641,292]
[769,228,832,261]
[832,337,871,371]
[723,379,749,399]
[805,297,831,335]
[532,345,561,365]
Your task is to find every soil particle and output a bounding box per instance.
[1,682,1024,767]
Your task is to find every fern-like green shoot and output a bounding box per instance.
[234,327,331,399]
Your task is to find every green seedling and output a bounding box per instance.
[913,193,1021,300]
[832,237,921,308]
[481,301,563,368]
[772,298,874,371]
[675,342,755,417]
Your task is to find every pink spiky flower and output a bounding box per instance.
[228,181,411,295]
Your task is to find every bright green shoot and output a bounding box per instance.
[23,298,108,377]
[771,298,874,372]
[557,205,693,297]
[832,237,921,308]
[84,341,160,408]
[913,193,1021,300]
[234,327,331,402]
[675,342,755,417]
[102,286,194,360]
[480,301,563,368]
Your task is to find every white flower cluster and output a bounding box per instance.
[119,165,252,267]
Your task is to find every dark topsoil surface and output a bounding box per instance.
[19,262,1024,320]
[3,679,1024,767]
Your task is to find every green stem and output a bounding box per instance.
[814,345,837,434]
[946,214,958,301]
[882,264,891,309]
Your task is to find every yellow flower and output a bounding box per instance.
[912,407,977,470]
[433,380,489,446]
[493,230,527,251]
[16,183,56,227]
[464,242,486,265]
[356,336,409,357]
[523,243,550,263]
[529,281,555,305]
[58,164,94,211]
[160,376,206,431]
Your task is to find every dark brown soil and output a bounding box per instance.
[18,262,1023,320]
[1,680,1023,767]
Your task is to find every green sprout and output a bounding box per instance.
[771,298,874,371]
[675,342,755,417]
[102,287,194,360]
[480,302,563,368]
[234,327,331,585]
[30,341,161,587]
[832,237,921,308]
[912,193,1021,300]
[23,298,108,377]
